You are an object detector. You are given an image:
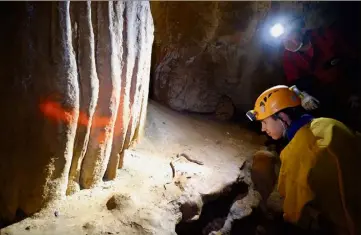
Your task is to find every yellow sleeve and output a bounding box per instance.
[276,126,317,224]
[277,172,314,223]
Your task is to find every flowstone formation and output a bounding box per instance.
[0,1,153,223]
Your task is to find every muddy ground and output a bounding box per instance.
[1,100,266,235]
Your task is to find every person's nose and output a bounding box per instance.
[261,122,266,132]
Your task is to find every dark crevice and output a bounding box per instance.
[176,181,249,235]
[175,180,326,235]
[0,209,28,230]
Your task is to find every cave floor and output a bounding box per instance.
[1,100,264,235]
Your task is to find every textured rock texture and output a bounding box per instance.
[150,2,360,116]
[1,101,263,235]
[0,1,153,223]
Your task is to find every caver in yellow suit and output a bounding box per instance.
[247,85,361,235]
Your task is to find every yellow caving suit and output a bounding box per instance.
[278,118,361,235]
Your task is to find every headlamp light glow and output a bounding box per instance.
[270,23,285,38]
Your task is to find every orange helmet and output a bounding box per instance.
[246,85,301,121]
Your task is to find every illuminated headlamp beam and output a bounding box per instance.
[270,23,285,38]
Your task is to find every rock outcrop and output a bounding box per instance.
[0,1,153,223]
[150,2,359,117]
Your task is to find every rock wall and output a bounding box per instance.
[0,1,153,223]
[150,2,360,117]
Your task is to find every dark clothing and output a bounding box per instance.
[283,26,357,87]
[283,25,360,130]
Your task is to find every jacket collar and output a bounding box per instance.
[285,114,314,141]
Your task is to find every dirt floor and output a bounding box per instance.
[1,100,265,235]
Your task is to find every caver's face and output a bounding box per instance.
[261,116,284,140]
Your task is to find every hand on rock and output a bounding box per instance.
[301,92,320,110]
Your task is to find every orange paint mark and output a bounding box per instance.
[77,111,112,128]
[78,112,90,126]
[97,131,106,143]
[39,100,75,124]
[39,98,122,144]
[39,99,113,128]
[93,115,112,128]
